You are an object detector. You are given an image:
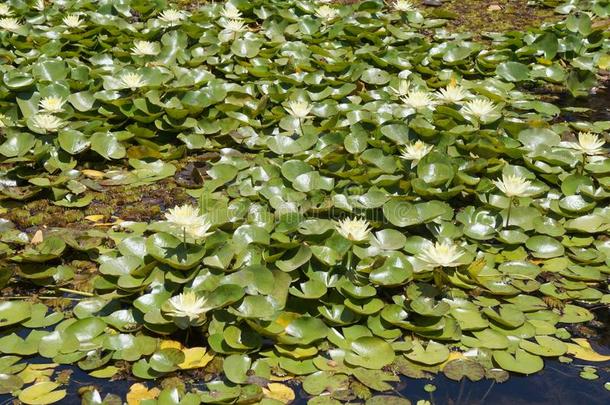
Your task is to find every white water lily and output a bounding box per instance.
[436,83,469,103]
[165,292,207,323]
[31,114,63,132]
[165,204,213,239]
[120,72,146,89]
[34,0,45,11]
[158,9,185,24]
[400,140,434,168]
[493,174,531,197]
[394,0,416,12]
[62,14,84,28]
[285,100,313,118]
[223,18,246,33]
[418,241,464,268]
[461,98,496,119]
[561,132,605,155]
[315,5,339,21]
[401,90,436,110]
[131,40,159,56]
[221,3,242,19]
[390,79,412,97]
[39,96,65,113]
[335,217,372,242]
[0,4,13,16]
[0,17,21,31]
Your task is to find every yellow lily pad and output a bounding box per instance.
[262,383,295,403]
[178,347,214,369]
[566,338,610,362]
[18,382,66,405]
[126,383,160,405]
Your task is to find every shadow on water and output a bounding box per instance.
[553,77,610,123]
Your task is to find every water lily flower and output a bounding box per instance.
[158,9,186,24]
[461,98,496,120]
[334,217,372,242]
[34,0,45,11]
[131,40,159,56]
[31,114,63,133]
[165,292,207,324]
[400,140,434,168]
[165,204,213,239]
[0,17,21,31]
[0,4,13,16]
[561,132,605,155]
[493,174,531,197]
[62,14,84,28]
[39,96,65,113]
[315,5,339,21]
[223,18,246,33]
[418,241,464,268]
[285,100,313,118]
[221,3,242,19]
[390,79,412,97]
[394,0,416,12]
[436,83,469,103]
[401,90,436,110]
[120,72,146,89]
[0,113,9,127]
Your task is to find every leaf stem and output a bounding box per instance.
[346,249,353,273]
[505,196,513,228]
[56,288,95,297]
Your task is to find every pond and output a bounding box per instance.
[1,0,610,404]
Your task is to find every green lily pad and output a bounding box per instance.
[0,301,31,328]
[492,349,544,375]
[146,232,206,270]
[345,336,395,369]
[406,341,449,365]
[18,382,66,405]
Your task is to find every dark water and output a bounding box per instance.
[3,353,607,404]
[555,78,610,123]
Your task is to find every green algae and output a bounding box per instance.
[2,179,192,230]
[433,0,559,34]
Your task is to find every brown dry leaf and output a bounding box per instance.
[566,338,610,362]
[262,383,295,403]
[178,347,214,370]
[126,383,160,405]
[31,230,44,245]
[82,169,105,179]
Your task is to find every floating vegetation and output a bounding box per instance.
[0,0,609,404]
